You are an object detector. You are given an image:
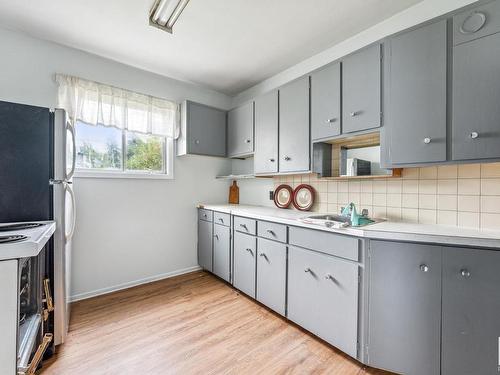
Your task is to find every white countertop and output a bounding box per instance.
[198,204,500,249]
[0,221,56,261]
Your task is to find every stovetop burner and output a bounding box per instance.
[0,223,43,232]
[0,235,28,244]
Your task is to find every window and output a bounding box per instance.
[56,74,178,179]
[75,121,172,178]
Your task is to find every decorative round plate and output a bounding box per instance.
[274,184,294,209]
[293,184,315,211]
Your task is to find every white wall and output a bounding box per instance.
[0,27,233,300]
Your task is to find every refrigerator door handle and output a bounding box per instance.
[65,183,76,241]
[66,121,76,180]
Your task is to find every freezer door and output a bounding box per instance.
[53,109,75,181]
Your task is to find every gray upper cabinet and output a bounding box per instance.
[256,238,287,316]
[342,44,381,134]
[385,20,447,165]
[368,241,441,375]
[233,231,257,298]
[288,246,359,358]
[213,222,230,282]
[452,25,500,161]
[197,217,213,272]
[254,91,279,174]
[177,100,227,157]
[227,102,254,158]
[279,77,310,173]
[442,247,500,375]
[311,62,341,141]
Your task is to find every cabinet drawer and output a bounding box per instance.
[233,231,257,297]
[289,226,359,261]
[257,221,287,243]
[453,1,500,45]
[234,216,257,235]
[288,246,359,358]
[198,208,213,222]
[213,212,230,227]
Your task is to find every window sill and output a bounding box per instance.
[74,170,174,180]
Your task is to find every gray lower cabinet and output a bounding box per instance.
[254,90,279,174]
[197,218,213,271]
[228,102,254,158]
[233,231,257,298]
[367,241,441,375]
[178,100,227,157]
[452,31,500,161]
[442,247,500,375]
[256,238,287,316]
[279,77,310,173]
[342,44,381,134]
[213,223,230,282]
[385,20,447,165]
[311,62,341,141]
[288,246,359,358]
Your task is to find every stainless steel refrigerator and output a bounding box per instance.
[0,100,76,349]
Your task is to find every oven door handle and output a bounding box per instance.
[20,333,53,375]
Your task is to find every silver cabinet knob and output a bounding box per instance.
[269,158,275,162]
[284,156,291,161]
[194,139,200,144]
[245,248,253,255]
[420,264,429,273]
[350,111,358,117]
[266,229,275,236]
[423,137,431,144]
[213,234,219,240]
[203,214,207,218]
[460,269,471,278]
[325,118,337,123]
[245,139,251,143]
[325,274,334,281]
[470,132,479,139]
[304,267,312,273]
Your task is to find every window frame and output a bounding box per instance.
[73,122,174,180]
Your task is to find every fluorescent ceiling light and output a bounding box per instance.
[149,0,190,34]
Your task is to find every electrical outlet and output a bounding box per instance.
[269,190,274,200]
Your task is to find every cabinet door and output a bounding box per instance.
[368,241,441,375]
[288,246,359,358]
[254,91,279,174]
[233,231,257,297]
[452,32,500,161]
[342,44,381,134]
[279,77,310,173]
[442,247,500,375]
[311,63,341,141]
[213,224,230,282]
[256,238,287,316]
[227,102,254,157]
[197,219,213,271]
[386,20,447,164]
[187,101,227,157]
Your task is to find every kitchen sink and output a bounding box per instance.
[299,214,382,229]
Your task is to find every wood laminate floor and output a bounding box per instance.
[40,271,393,375]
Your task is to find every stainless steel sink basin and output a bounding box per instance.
[299,214,382,229]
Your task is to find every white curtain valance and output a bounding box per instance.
[55,74,180,139]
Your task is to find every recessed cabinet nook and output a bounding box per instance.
[196,2,500,375]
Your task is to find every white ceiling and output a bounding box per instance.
[0,0,423,95]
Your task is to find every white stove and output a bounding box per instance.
[0,221,56,261]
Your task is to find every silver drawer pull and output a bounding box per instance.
[350,111,358,117]
[470,131,479,139]
[245,139,251,143]
[325,118,337,123]
[304,267,312,273]
[420,264,429,273]
[266,229,275,236]
[213,234,219,240]
[218,218,224,222]
[246,248,253,255]
[460,269,471,278]
[259,252,268,260]
[239,223,247,229]
[284,156,291,161]
[423,137,431,144]
[269,158,275,162]
[324,274,334,281]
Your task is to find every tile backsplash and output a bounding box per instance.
[273,163,500,230]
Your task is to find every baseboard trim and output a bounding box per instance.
[69,265,202,302]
